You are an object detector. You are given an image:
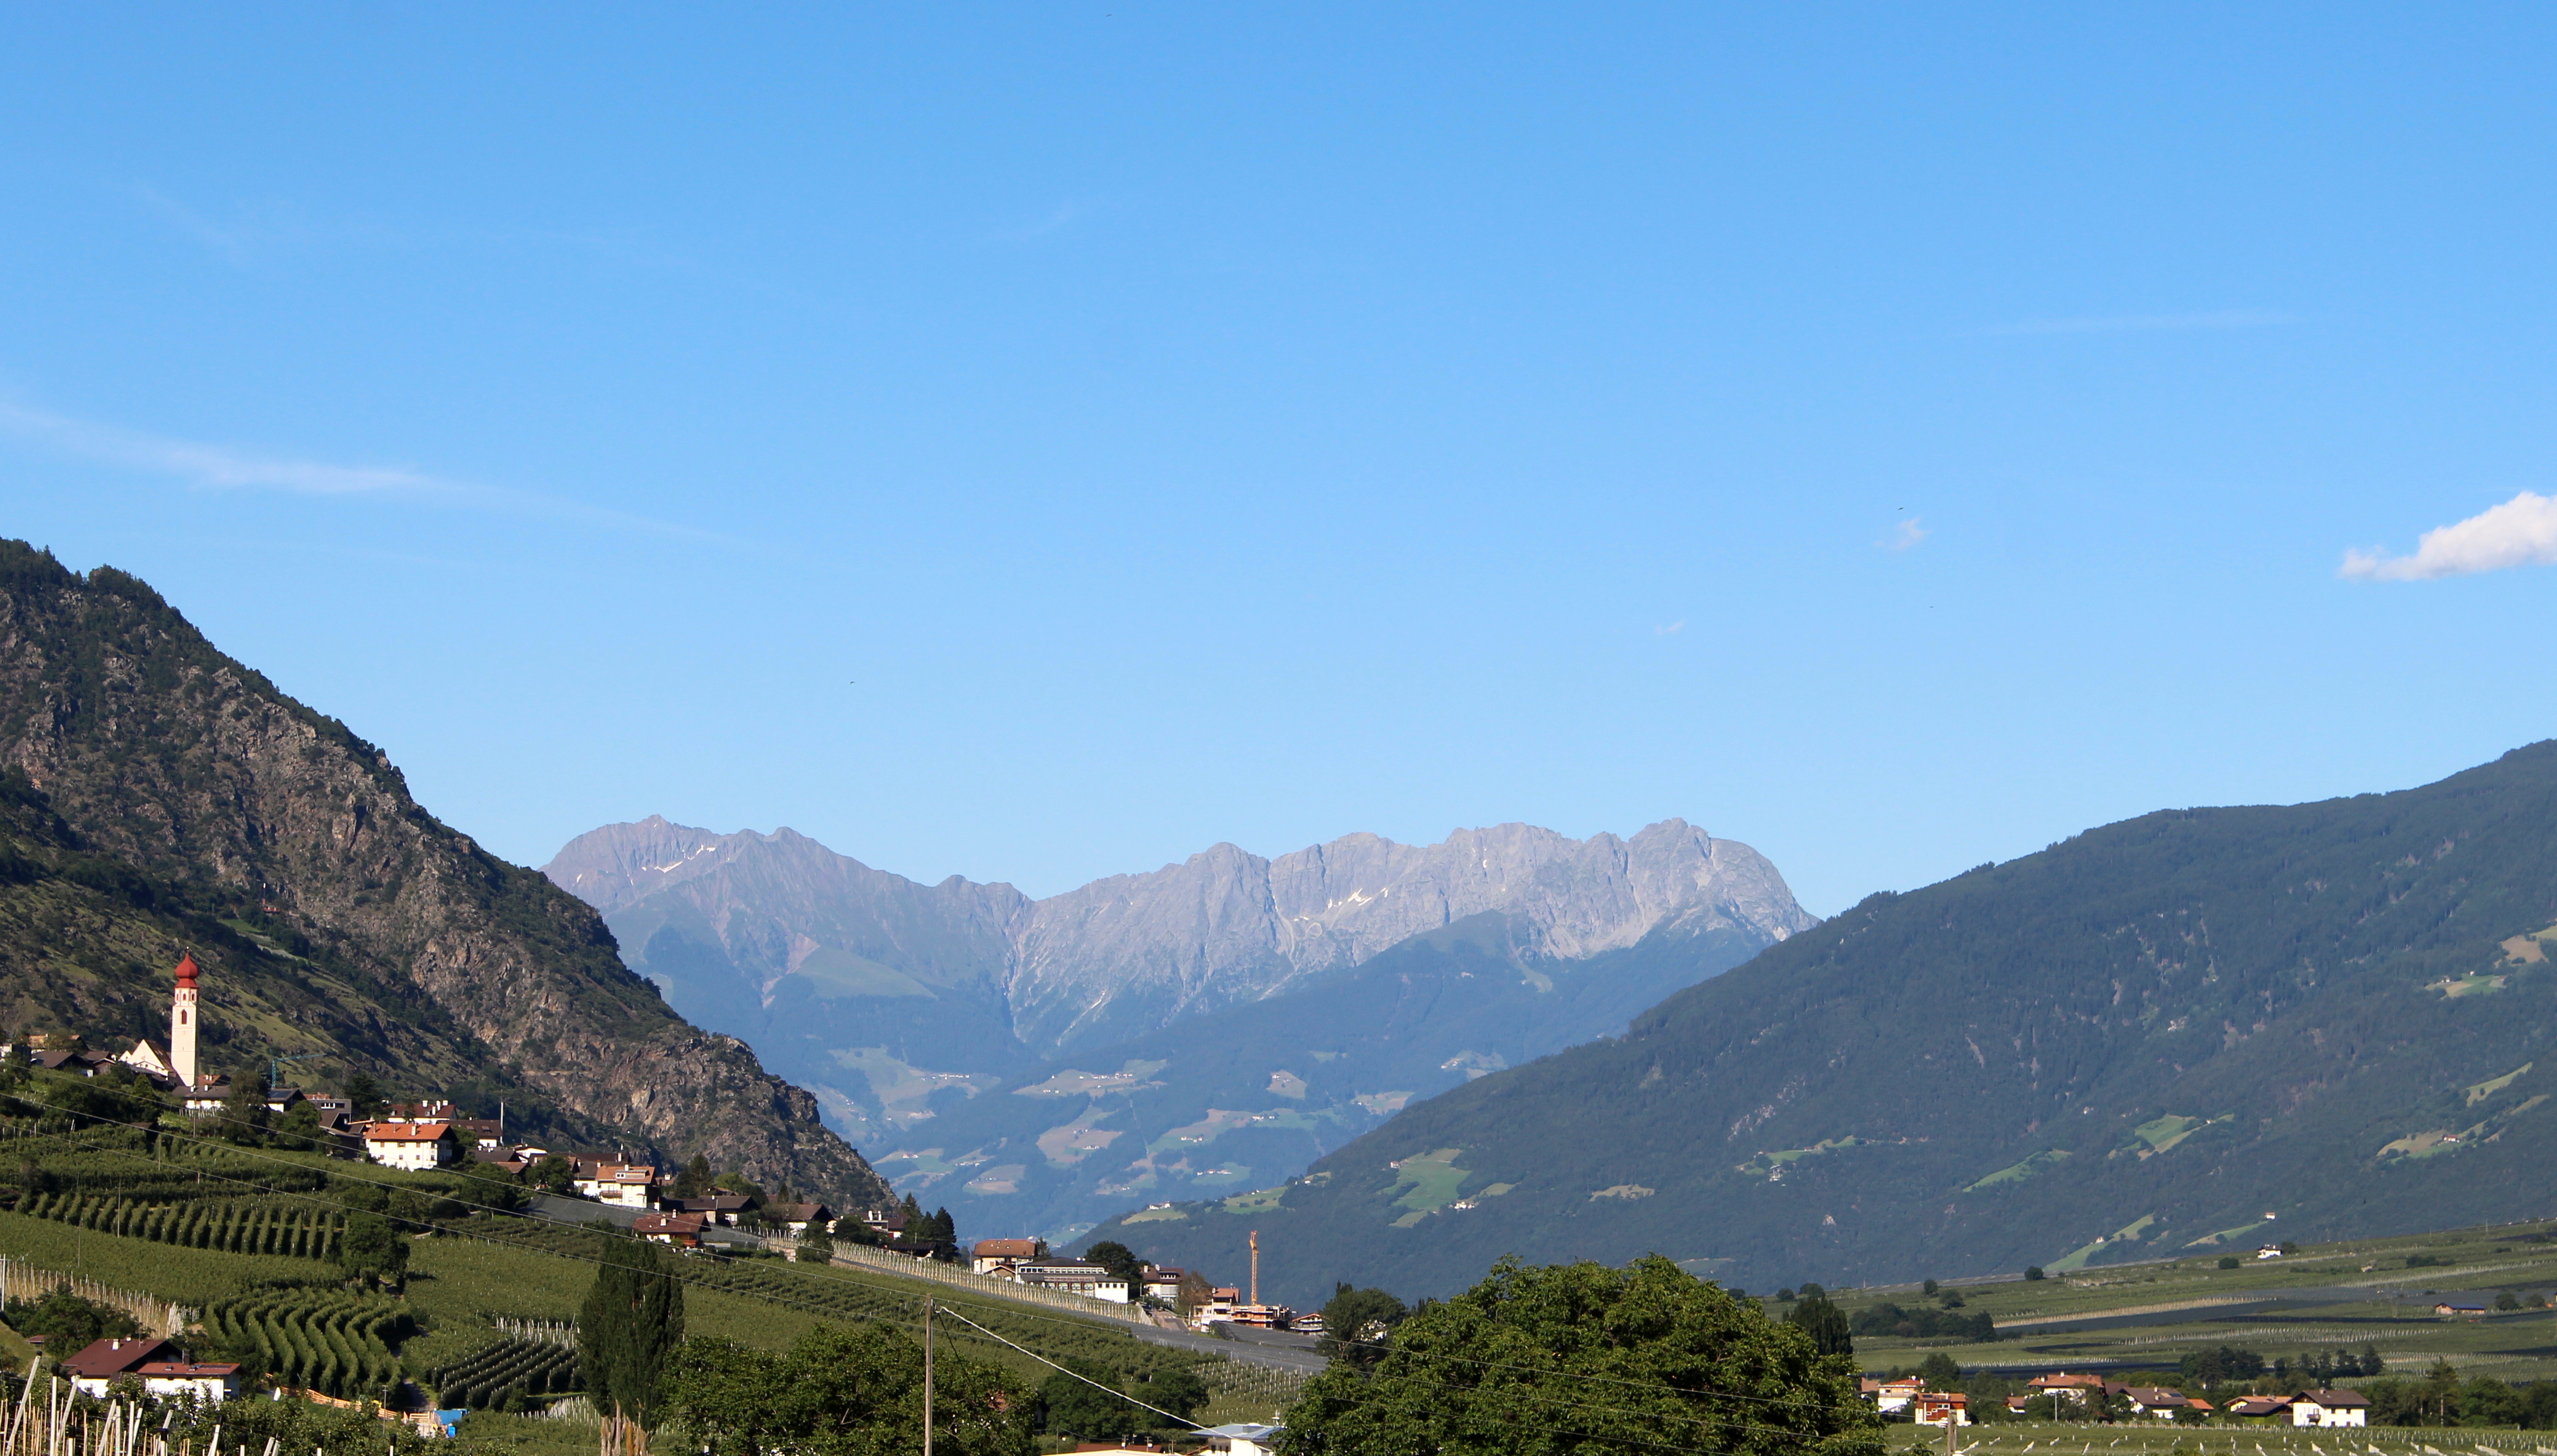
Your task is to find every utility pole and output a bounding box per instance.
[1249,1230,1260,1307]
[1944,1404,1958,1456]
[922,1295,934,1456]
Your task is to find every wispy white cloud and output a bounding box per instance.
[1653,619,1686,637]
[2341,492,2557,582]
[1884,517,1930,551]
[0,399,742,546]
[1990,309,2298,336]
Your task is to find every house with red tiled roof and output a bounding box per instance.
[362,1119,456,1170]
[634,1212,708,1248]
[62,1338,178,1396]
[134,1361,242,1402]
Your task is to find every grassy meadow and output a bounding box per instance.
[1827,1216,2557,1384]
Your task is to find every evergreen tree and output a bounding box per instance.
[222,1067,272,1145]
[672,1154,712,1199]
[580,1230,686,1425]
[1787,1290,1854,1357]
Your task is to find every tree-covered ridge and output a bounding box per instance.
[1090,742,2557,1305]
[0,541,889,1205]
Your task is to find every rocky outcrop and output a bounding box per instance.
[549,815,1813,1060]
[0,543,890,1209]
[1008,820,1814,1046]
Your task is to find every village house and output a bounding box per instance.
[1140,1266,1184,1304]
[2434,1301,2488,1318]
[634,1212,708,1248]
[2274,1391,2370,1427]
[62,1338,179,1397]
[450,1117,505,1149]
[763,1202,833,1237]
[1862,1378,1924,1416]
[972,1238,1045,1277]
[137,1361,243,1403]
[2223,1396,2289,1420]
[180,1074,234,1114]
[1912,1392,1968,1427]
[362,1120,457,1170]
[572,1161,661,1208]
[263,1085,306,1114]
[389,1100,457,1121]
[662,1193,756,1226]
[2026,1373,2111,1406]
[1016,1259,1132,1303]
[2123,1387,2195,1419]
[31,1049,104,1078]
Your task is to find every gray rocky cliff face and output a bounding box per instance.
[550,817,1814,1059]
[0,548,892,1210]
[1007,820,1812,1047]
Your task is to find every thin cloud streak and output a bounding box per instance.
[1884,518,1930,551]
[2342,491,2557,582]
[1988,309,2298,336]
[0,400,747,548]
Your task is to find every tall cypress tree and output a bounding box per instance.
[579,1230,686,1425]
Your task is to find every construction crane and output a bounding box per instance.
[268,1051,323,1091]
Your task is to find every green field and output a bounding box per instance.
[1825,1216,2557,1384]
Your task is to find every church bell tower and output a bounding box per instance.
[170,953,200,1091]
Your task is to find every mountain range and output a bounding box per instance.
[0,541,892,1210]
[1088,743,2557,1309]
[543,816,1814,1234]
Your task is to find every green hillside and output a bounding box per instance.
[0,1088,1284,1436]
[1088,743,2557,1307]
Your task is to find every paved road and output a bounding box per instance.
[1999,1282,2489,1335]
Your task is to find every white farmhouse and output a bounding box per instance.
[362,1119,456,1170]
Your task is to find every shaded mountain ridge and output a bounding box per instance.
[1084,743,2557,1309]
[0,541,890,1209]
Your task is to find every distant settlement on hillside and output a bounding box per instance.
[27,953,1281,1335]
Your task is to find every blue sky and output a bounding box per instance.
[5,6,2555,915]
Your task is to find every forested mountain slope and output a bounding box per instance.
[1090,745,2557,1307]
[0,541,890,1208]
[871,909,1783,1242]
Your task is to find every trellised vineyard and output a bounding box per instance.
[200,1290,414,1401]
[421,1337,581,1410]
[10,1190,342,1259]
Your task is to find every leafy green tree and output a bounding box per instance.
[579,1230,686,1425]
[1787,1290,1853,1357]
[1039,1360,1143,1441]
[664,1323,1030,1456]
[272,1100,326,1152]
[1084,1241,1143,1290]
[796,1220,833,1264]
[1316,1283,1408,1370]
[2495,1290,2521,1311]
[338,1208,409,1290]
[1283,1255,1880,1456]
[2024,1266,2045,1281]
[2461,1376,2522,1427]
[1916,1352,1961,1387]
[4,1284,140,1348]
[528,1153,575,1194]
